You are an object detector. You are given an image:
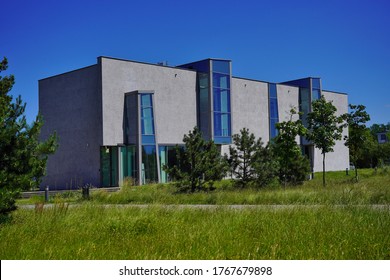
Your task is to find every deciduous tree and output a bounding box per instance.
[273,109,310,186]
[306,96,344,187]
[343,104,370,181]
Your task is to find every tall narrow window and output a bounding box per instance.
[139,92,158,184]
[179,59,232,144]
[312,78,321,101]
[212,60,231,144]
[269,83,279,139]
[140,93,155,144]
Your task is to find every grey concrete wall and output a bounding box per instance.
[231,78,269,143]
[277,84,301,144]
[312,91,349,172]
[39,65,102,189]
[100,57,197,146]
[277,84,300,122]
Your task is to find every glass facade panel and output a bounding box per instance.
[110,147,118,186]
[299,87,311,135]
[214,136,231,144]
[213,88,230,112]
[141,145,158,184]
[141,135,155,144]
[159,146,182,183]
[270,98,278,119]
[141,97,154,135]
[141,94,152,107]
[213,73,230,89]
[312,88,321,101]
[120,146,137,181]
[198,73,210,138]
[312,78,321,89]
[269,83,277,98]
[141,117,154,135]
[269,83,279,139]
[212,60,231,144]
[140,93,155,140]
[214,112,231,137]
[100,146,118,187]
[212,60,230,74]
[100,147,110,187]
[141,107,153,119]
[199,72,209,88]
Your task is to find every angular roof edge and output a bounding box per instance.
[39,64,97,82]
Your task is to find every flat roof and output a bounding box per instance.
[39,56,348,95]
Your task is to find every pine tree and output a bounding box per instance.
[0,57,57,218]
[229,128,277,188]
[164,127,227,192]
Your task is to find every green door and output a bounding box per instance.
[100,146,118,187]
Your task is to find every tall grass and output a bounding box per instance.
[0,204,389,259]
[89,169,390,205]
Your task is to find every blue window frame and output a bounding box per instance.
[269,83,279,139]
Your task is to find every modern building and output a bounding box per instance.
[377,132,388,144]
[39,56,349,189]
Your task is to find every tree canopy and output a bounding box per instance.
[229,128,277,188]
[343,104,370,181]
[306,96,344,187]
[273,109,310,186]
[164,127,227,192]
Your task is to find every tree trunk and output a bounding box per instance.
[322,152,326,187]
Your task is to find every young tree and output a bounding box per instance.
[306,96,344,187]
[0,57,57,219]
[273,109,310,186]
[343,104,371,181]
[229,128,277,188]
[164,127,227,192]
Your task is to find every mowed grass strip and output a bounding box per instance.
[1,204,389,260]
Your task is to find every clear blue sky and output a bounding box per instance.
[3,0,390,125]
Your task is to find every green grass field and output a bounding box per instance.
[88,168,390,205]
[1,168,389,260]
